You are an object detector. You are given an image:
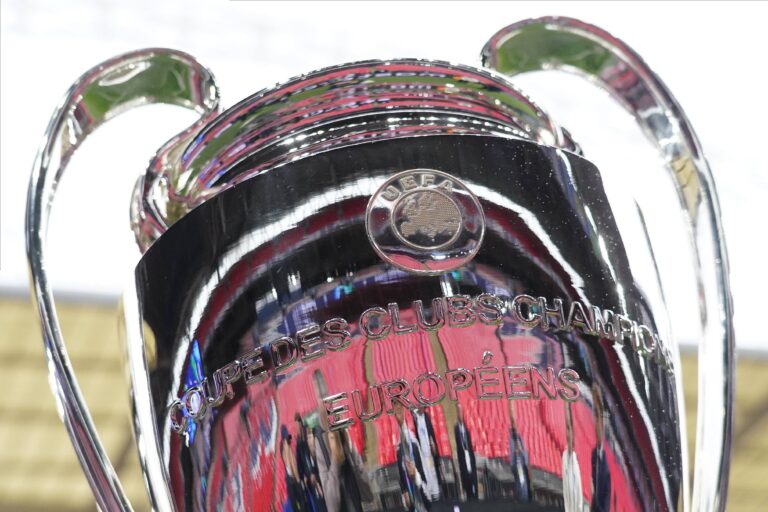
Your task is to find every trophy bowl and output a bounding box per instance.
[26,17,734,512]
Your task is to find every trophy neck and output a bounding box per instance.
[131,59,581,252]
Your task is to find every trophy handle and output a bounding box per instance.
[482,17,734,511]
[25,49,220,511]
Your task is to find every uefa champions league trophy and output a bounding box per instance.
[26,17,734,511]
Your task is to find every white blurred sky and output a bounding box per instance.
[1,0,766,350]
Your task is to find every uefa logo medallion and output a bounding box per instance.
[366,169,485,274]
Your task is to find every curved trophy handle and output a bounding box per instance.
[25,49,220,511]
[481,17,734,511]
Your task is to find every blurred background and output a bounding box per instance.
[1,0,766,510]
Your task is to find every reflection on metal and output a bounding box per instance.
[169,289,670,437]
[26,16,733,512]
[133,135,685,511]
[130,58,580,251]
[26,49,218,512]
[482,17,734,511]
[367,169,485,275]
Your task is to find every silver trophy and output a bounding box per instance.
[26,17,734,512]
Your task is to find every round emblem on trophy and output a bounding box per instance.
[366,169,485,274]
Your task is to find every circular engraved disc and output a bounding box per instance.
[366,169,485,274]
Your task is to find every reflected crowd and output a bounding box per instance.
[278,394,610,512]
[281,413,373,512]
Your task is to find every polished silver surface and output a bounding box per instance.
[482,17,734,512]
[26,16,733,512]
[26,49,219,512]
[131,134,685,511]
[130,58,580,251]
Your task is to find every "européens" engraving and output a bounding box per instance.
[168,293,670,435]
[322,351,581,431]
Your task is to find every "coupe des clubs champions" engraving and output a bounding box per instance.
[169,292,671,435]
